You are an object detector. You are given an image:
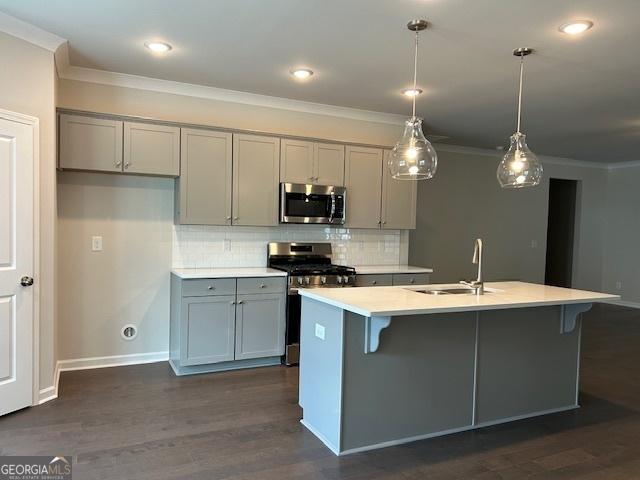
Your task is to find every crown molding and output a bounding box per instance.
[58,64,407,126]
[433,142,614,170]
[606,160,640,170]
[0,11,65,52]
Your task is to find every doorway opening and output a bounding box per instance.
[545,178,579,288]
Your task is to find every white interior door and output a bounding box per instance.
[0,115,34,416]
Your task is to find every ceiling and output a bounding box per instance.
[1,0,639,163]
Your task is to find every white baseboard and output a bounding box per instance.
[36,351,169,405]
[603,299,640,309]
[57,351,169,372]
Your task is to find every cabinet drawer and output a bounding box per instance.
[392,273,430,286]
[354,274,393,287]
[182,278,236,297]
[237,277,286,295]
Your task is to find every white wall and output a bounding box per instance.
[0,32,57,390]
[409,146,608,293]
[602,166,640,304]
[57,172,173,360]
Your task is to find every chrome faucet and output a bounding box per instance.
[461,238,484,295]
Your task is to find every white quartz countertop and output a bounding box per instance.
[172,268,287,279]
[298,281,619,317]
[354,265,433,275]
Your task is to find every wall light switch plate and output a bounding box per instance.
[92,236,103,252]
[315,323,325,340]
[530,240,538,249]
[616,281,623,290]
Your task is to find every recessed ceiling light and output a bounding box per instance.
[401,88,423,97]
[145,41,172,53]
[559,20,594,35]
[290,68,314,80]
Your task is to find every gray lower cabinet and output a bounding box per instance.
[181,295,236,366]
[235,294,286,360]
[354,274,393,287]
[355,273,430,287]
[170,274,286,375]
[392,273,430,286]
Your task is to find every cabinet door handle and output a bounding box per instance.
[225,216,232,221]
[409,278,415,284]
[372,280,378,285]
[260,284,266,288]
[115,161,122,168]
[237,300,244,304]
[124,162,130,169]
[230,301,236,305]
[233,216,239,221]
[207,285,214,290]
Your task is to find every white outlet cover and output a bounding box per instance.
[315,323,325,340]
[92,236,103,251]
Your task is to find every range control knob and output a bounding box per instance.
[342,276,350,285]
[297,276,304,285]
[304,276,311,285]
[337,276,343,284]
[320,276,327,285]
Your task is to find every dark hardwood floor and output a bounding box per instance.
[1,304,639,479]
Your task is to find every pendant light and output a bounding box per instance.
[389,19,438,180]
[497,47,543,188]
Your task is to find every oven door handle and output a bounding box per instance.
[329,191,336,224]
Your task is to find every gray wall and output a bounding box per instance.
[409,146,608,293]
[602,166,640,304]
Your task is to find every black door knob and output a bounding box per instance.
[20,276,34,287]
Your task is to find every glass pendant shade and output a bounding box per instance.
[497,132,543,188]
[390,116,438,180]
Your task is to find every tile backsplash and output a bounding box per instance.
[172,225,407,268]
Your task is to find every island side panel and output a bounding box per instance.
[299,297,346,454]
[340,311,477,452]
[475,306,581,425]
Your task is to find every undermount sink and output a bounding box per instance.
[412,286,492,295]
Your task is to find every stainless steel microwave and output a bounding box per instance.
[280,183,346,225]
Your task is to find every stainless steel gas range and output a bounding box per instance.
[267,242,356,365]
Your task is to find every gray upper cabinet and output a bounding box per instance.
[280,139,315,184]
[232,134,280,226]
[280,139,345,186]
[59,114,123,172]
[381,150,418,230]
[180,295,236,366]
[123,121,180,176]
[235,293,286,360]
[345,146,383,228]
[177,128,233,225]
[314,142,345,186]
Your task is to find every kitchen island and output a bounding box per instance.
[298,281,618,455]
